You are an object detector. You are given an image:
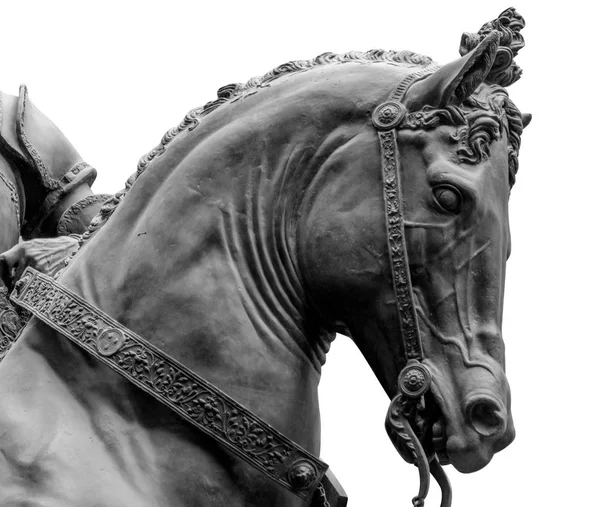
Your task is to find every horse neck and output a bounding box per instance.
[53,105,340,452]
[222,129,334,371]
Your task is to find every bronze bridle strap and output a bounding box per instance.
[376,122,422,360]
[371,66,440,385]
[10,267,327,501]
[373,68,452,507]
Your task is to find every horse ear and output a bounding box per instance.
[521,113,532,128]
[403,31,500,111]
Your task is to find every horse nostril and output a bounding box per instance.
[466,397,506,437]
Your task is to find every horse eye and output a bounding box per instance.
[433,185,463,214]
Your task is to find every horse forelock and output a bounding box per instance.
[402,84,524,187]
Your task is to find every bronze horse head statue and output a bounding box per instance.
[0,8,528,507]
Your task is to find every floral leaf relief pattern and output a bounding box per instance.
[10,268,327,499]
[378,131,422,360]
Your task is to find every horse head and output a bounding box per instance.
[298,16,528,482]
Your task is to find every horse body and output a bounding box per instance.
[0,24,527,507]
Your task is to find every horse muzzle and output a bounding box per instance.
[430,373,515,474]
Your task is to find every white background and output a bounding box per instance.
[0,1,597,505]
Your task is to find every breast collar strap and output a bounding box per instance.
[10,268,328,501]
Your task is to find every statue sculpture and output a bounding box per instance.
[0,8,529,507]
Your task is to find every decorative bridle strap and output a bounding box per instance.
[375,126,422,361]
[372,66,439,393]
[10,267,327,501]
[374,67,454,507]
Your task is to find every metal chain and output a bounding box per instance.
[318,483,331,507]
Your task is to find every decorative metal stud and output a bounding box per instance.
[398,360,431,398]
[288,459,318,490]
[372,101,407,130]
[97,328,125,356]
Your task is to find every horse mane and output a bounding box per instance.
[135,50,434,176]
[68,49,522,267]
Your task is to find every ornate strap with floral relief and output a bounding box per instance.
[371,75,437,388]
[10,267,327,501]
